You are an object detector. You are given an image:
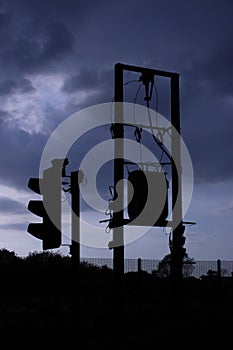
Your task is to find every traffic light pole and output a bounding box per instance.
[70,170,80,269]
[70,170,81,333]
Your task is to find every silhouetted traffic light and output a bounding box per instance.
[27,159,64,250]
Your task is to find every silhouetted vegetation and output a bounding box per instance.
[0,248,233,344]
[153,252,195,277]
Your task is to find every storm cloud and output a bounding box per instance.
[0,0,233,259]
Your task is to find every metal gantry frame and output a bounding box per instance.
[112,62,187,282]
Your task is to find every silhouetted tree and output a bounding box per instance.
[0,248,19,264]
[24,250,64,263]
[155,252,195,278]
[206,269,217,277]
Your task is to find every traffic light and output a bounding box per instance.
[27,159,63,250]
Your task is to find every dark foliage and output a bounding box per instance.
[153,252,195,278]
[0,248,233,345]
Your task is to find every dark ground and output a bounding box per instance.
[0,266,233,347]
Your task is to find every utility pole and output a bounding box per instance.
[112,63,125,280]
[169,74,186,302]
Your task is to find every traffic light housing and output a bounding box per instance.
[27,161,63,250]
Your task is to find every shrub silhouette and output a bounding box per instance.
[153,252,195,278]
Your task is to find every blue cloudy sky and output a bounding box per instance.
[0,0,233,261]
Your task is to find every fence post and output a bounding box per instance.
[217,259,221,278]
[137,257,141,274]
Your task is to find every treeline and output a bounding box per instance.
[0,248,112,272]
[0,248,113,296]
[1,248,232,296]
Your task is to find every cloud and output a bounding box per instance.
[0,0,232,259]
[0,223,27,231]
[0,78,35,96]
[0,21,74,75]
[181,42,233,99]
[0,1,77,81]
[61,67,114,102]
[0,197,26,214]
[62,67,102,93]
[0,127,47,188]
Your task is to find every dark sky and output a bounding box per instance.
[0,0,233,260]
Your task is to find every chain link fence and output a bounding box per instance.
[81,257,233,278]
